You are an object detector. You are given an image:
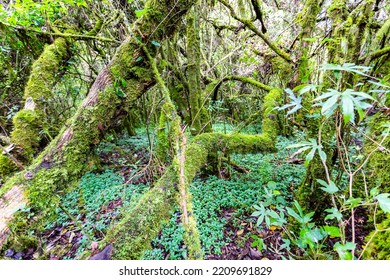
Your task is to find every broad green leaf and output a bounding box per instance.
[313,89,338,101]
[151,40,161,47]
[253,204,262,211]
[356,106,364,122]
[293,200,304,216]
[316,179,338,194]
[341,94,354,124]
[375,193,390,213]
[334,241,356,260]
[279,88,302,115]
[345,197,362,208]
[318,149,327,162]
[265,215,270,227]
[135,9,148,18]
[305,227,326,244]
[299,84,318,95]
[256,214,265,226]
[286,142,312,149]
[325,207,342,221]
[348,89,375,101]
[370,187,379,197]
[280,238,291,250]
[268,210,280,220]
[116,88,125,97]
[302,37,316,42]
[286,207,301,222]
[321,94,339,116]
[267,181,277,188]
[321,63,371,76]
[324,226,341,237]
[251,236,264,251]
[252,211,262,216]
[304,212,315,223]
[305,147,316,167]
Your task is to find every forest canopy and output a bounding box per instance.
[0,0,389,260]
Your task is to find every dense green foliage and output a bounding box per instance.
[0,0,389,261]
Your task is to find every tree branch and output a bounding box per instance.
[0,21,120,43]
[250,0,267,33]
[218,0,293,63]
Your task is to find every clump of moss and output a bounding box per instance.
[105,167,177,260]
[364,215,390,259]
[11,38,71,159]
[10,110,40,159]
[0,154,18,177]
[364,113,390,193]
[270,56,293,82]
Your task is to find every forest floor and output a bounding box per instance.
[3,124,369,260]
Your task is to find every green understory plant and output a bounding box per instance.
[258,63,390,259]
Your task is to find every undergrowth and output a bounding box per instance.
[143,135,306,259]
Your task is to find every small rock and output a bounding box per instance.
[91,241,99,251]
[89,244,113,260]
[24,171,34,180]
[249,248,262,259]
[13,252,23,260]
[5,249,14,258]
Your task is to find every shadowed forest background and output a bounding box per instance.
[0,0,389,260]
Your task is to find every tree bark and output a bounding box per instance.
[0,0,197,252]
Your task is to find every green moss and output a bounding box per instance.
[10,38,71,159]
[0,209,38,256]
[327,0,347,16]
[183,215,203,259]
[10,110,40,158]
[262,88,282,140]
[0,154,18,177]
[104,86,283,258]
[364,215,390,260]
[298,49,310,83]
[105,167,177,259]
[23,38,69,101]
[364,113,390,193]
[2,0,200,257]
[362,108,390,259]
[300,0,320,31]
[186,6,210,135]
[270,56,293,82]
[363,215,390,259]
[365,18,390,65]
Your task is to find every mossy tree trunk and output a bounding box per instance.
[293,0,329,214]
[0,0,198,253]
[9,38,72,162]
[186,5,212,135]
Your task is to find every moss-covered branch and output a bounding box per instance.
[369,46,390,61]
[141,39,204,259]
[0,21,119,43]
[186,6,212,135]
[218,0,293,63]
[102,88,282,259]
[212,75,273,101]
[10,37,72,160]
[222,76,274,92]
[0,0,198,254]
